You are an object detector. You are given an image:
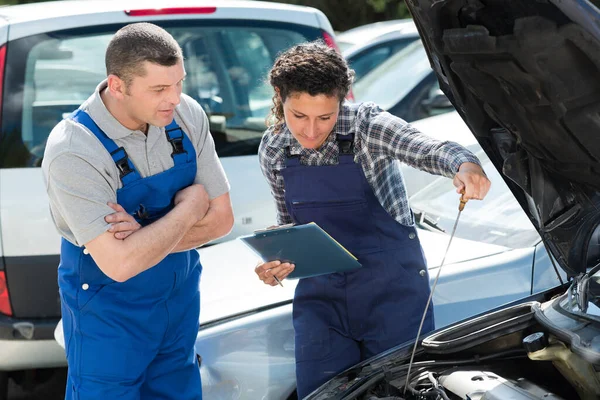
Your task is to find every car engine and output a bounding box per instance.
[326,299,600,400]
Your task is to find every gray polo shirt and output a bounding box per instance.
[42,80,230,247]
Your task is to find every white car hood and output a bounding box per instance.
[417,229,509,268]
[198,230,510,324]
[198,240,297,325]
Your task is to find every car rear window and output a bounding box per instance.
[0,20,323,167]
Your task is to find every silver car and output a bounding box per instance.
[338,19,420,82]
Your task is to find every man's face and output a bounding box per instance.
[282,92,340,150]
[122,60,186,128]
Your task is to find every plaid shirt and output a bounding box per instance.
[258,102,481,226]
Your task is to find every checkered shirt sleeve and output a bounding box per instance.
[258,102,481,226]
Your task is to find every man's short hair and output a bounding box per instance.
[106,22,183,86]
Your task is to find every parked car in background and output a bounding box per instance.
[308,0,600,397]
[352,39,455,122]
[338,19,419,82]
[0,0,337,397]
[60,111,564,399]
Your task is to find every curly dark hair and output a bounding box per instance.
[267,40,354,128]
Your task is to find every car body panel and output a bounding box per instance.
[429,246,535,327]
[196,239,295,325]
[0,339,65,370]
[1,0,332,42]
[197,304,296,400]
[0,168,57,257]
[337,19,417,52]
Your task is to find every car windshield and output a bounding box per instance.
[408,147,541,249]
[352,40,431,110]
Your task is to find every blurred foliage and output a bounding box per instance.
[0,0,410,31]
[264,0,411,31]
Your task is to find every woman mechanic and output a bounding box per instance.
[254,40,491,398]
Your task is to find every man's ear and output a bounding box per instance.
[107,74,127,100]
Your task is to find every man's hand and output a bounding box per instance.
[174,184,210,222]
[105,202,141,240]
[453,162,491,201]
[255,260,295,287]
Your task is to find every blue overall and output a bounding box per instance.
[58,110,202,400]
[281,134,435,399]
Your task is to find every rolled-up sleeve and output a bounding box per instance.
[45,153,115,246]
[358,103,481,178]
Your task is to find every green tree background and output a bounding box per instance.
[0,0,410,31]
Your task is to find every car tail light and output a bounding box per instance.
[0,271,12,316]
[321,31,355,101]
[322,31,341,53]
[125,7,217,16]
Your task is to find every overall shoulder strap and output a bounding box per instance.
[336,133,355,164]
[164,118,195,166]
[68,109,141,185]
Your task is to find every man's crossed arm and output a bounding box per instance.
[85,184,233,282]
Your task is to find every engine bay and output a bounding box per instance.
[321,298,600,400]
[362,354,575,399]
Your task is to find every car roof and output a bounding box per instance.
[0,0,332,41]
[337,18,417,48]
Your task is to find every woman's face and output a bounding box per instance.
[282,92,340,149]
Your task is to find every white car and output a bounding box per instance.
[0,0,336,396]
[338,19,420,82]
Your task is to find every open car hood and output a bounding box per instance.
[406,0,600,276]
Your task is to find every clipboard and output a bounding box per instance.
[239,222,362,280]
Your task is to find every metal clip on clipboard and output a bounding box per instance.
[253,223,295,235]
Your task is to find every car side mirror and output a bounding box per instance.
[421,89,453,111]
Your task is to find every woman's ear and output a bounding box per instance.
[274,87,282,103]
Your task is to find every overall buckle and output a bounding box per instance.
[166,127,187,158]
[338,139,354,154]
[110,147,133,179]
[168,137,186,155]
